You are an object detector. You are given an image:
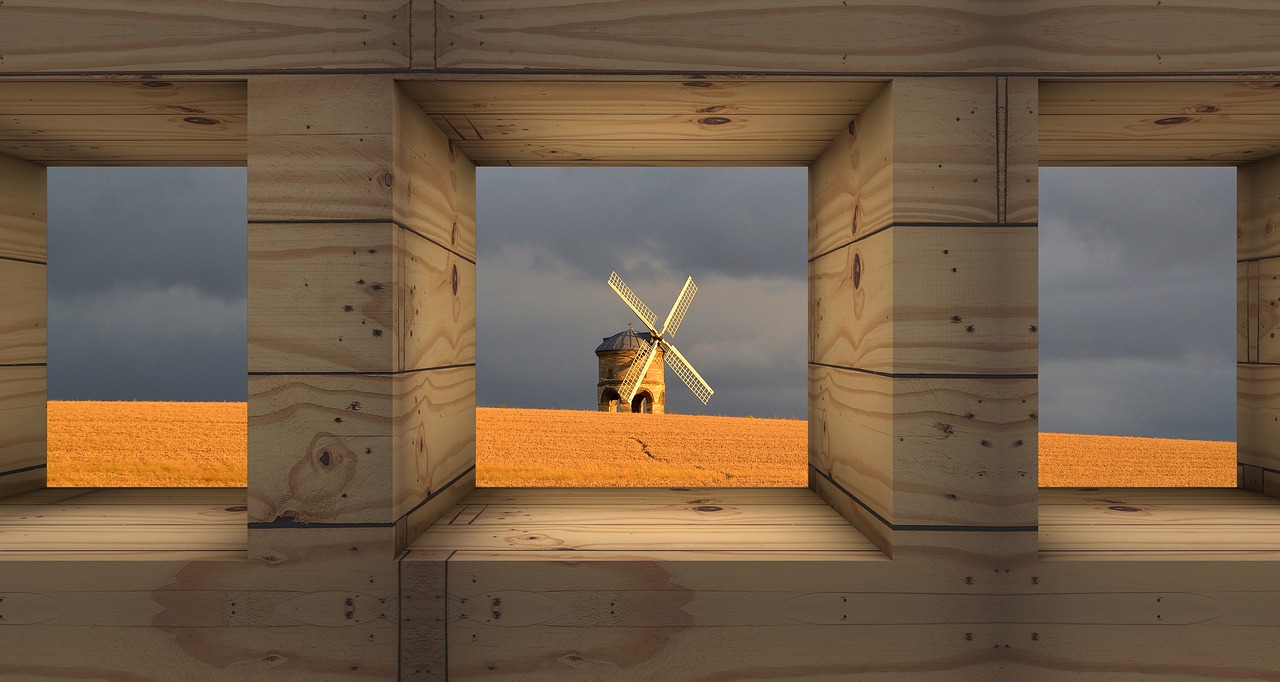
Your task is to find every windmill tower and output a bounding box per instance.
[596,272,714,414]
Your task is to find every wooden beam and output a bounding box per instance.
[392,366,476,523]
[0,259,45,365]
[0,154,47,263]
[0,366,45,500]
[1238,363,1280,474]
[1257,258,1280,363]
[0,1,409,73]
[394,87,478,261]
[1040,80,1280,116]
[1239,153,1280,261]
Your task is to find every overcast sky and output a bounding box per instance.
[46,164,1236,439]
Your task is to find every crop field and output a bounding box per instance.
[44,402,1235,488]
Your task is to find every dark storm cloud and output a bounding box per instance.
[46,167,247,401]
[476,167,810,419]
[47,167,247,300]
[1038,166,1236,440]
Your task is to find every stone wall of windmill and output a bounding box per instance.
[596,329,666,413]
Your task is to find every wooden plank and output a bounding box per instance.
[891,376,1038,528]
[457,113,853,141]
[809,464,891,555]
[1266,469,1280,499]
[812,227,1038,375]
[248,222,397,373]
[0,503,247,526]
[0,487,245,505]
[0,525,246,551]
[807,365,894,525]
[1042,139,1280,166]
[462,487,822,505]
[0,80,246,115]
[1040,80,1280,116]
[458,139,829,165]
[247,133,393,221]
[1039,487,1279,506]
[401,550,450,681]
[400,231,476,371]
[1238,261,1258,362]
[0,154,46,263]
[433,1,1280,74]
[247,373,394,525]
[1256,258,1280,362]
[0,259,45,365]
[1040,525,1280,553]
[400,80,888,115]
[1238,364,1280,473]
[247,75,392,136]
[465,503,848,526]
[807,82,893,258]
[0,365,44,500]
[0,1,409,72]
[411,522,877,552]
[1039,498,1280,526]
[1042,113,1280,142]
[0,113,246,141]
[0,139,247,166]
[392,366,476,520]
[1006,625,1280,680]
[394,85,477,261]
[1237,153,1280,260]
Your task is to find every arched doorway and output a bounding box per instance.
[631,391,653,414]
[599,388,623,412]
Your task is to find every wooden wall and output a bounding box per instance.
[808,78,1039,558]
[1238,153,1280,497]
[246,76,476,560]
[0,153,46,499]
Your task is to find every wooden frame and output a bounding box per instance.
[1,4,1279,680]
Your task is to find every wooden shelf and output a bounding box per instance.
[0,487,247,558]
[1039,487,1280,560]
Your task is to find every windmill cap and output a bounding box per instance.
[595,328,656,352]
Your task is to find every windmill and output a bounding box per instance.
[606,271,714,407]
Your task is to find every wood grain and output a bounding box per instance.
[394,86,478,261]
[1238,363,1280,473]
[1237,153,1280,261]
[0,139,247,166]
[248,222,397,373]
[401,79,887,115]
[392,366,476,521]
[0,113,245,141]
[0,365,44,501]
[411,520,873,552]
[401,231,476,371]
[400,550,450,682]
[1042,139,1280,166]
[0,153,47,262]
[1040,80,1280,116]
[0,80,246,115]
[456,139,830,166]
[434,2,1280,75]
[1238,261,1257,362]
[0,1,409,73]
[807,364,894,526]
[463,487,822,505]
[810,227,1037,375]
[0,259,45,365]
[1257,257,1280,363]
[247,133,393,221]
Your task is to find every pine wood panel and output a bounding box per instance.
[431,1,1280,75]
[400,550,449,682]
[394,86,478,261]
[456,139,830,166]
[247,133,393,221]
[0,80,246,115]
[808,464,892,554]
[248,222,397,373]
[1237,363,1280,472]
[0,1,409,73]
[1237,153,1280,261]
[1266,469,1280,498]
[392,366,476,520]
[1040,80,1280,115]
[249,75,392,137]
[0,113,245,141]
[458,113,855,142]
[400,80,887,115]
[0,259,45,365]
[810,227,1037,375]
[0,366,44,499]
[1003,77,1040,225]
[1039,490,1280,526]
[248,373,395,525]
[0,487,244,505]
[462,487,822,505]
[1256,257,1280,362]
[0,154,46,263]
[0,139,248,166]
[1041,487,1277,506]
[411,523,876,552]
[404,467,477,554]
[1040,526,1280,553]
[401,232,476,371]
[1043,113,1280,142]
[0,504,246,525]
[807,84,893,259]
[0,525,246,551]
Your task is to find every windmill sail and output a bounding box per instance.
[606,271,714,407]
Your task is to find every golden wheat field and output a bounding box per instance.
[45,402,1235,488]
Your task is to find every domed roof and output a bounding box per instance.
[595,328,655,353]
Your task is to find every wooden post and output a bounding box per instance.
[246,76,477,561]
[0,153,47,499]
[808,78,1039,559]
[1237,154,1280,498]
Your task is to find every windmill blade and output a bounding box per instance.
[662,341,714,405]
[661,277,697,338]
[618,339,660,403]
[608,272,658,332]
